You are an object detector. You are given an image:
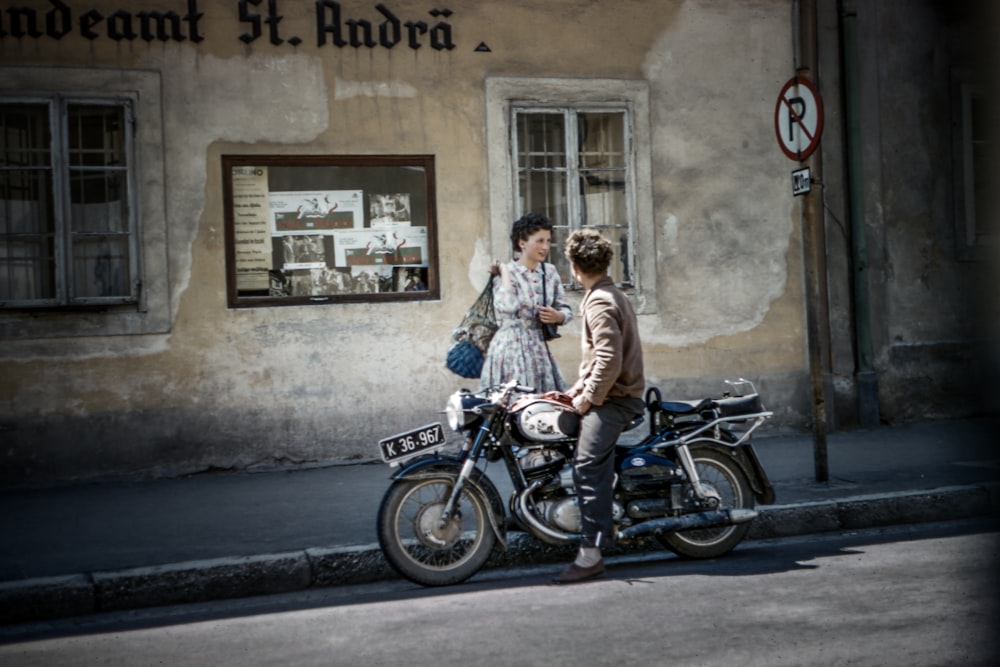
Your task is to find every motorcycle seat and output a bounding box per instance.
[715,394,763,417]
[655,398,715,415]
[651,394,763,418]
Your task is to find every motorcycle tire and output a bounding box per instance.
[658,443,755,559]
[377,475,497,586]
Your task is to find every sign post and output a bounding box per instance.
[776,70,829,482]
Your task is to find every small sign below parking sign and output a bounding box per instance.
[792,167,811,196]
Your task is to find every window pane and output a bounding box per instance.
[1,170,55,235]
[0,166,56,300]
[68,105,125,167]
[580,168,629,283]
[70,170,128,233]
[519,169,568,227]
[581,170,627,226]
[578,112,625,168]
[72,235,130,298]
[588,227,631,286]
[517,112,566,169]
[0,237,56,300]
[0,104,51,167]
[67,103,133,301]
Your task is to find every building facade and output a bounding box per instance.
[1,0,995,485]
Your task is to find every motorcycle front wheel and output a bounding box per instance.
[658,444,754,559]
[377,476,497,586]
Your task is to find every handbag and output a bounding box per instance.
[446,275,498,378]
[540,263,561,341]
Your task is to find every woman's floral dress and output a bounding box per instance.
[480,261,574,392]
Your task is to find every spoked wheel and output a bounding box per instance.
[658,445,754,559]
[377,476,496,586]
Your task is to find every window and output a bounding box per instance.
[0,67,168,341]
[952,72,995,260]
[513,109,633,286]
[486,78,656,312]
[0,96,137,307]
[222,154,439,308]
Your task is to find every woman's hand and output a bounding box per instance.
[537,305,565,324]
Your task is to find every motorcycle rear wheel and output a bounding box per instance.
[377,476,496,586]
[658,444,754,559]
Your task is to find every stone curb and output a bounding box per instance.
[2,483,997,626]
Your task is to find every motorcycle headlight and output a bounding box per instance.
[446,391,489,431]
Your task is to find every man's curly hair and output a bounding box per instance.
[510,212,553,253]
[564,228,614,276]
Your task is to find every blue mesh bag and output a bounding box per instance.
[445,276,497,379]
[446,339,484,379]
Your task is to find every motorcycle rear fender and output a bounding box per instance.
[740,442,776,505]
[390,455,509,548]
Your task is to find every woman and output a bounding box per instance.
[480,213,573,392]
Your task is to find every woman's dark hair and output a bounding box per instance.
[510,213,553,253]
[564,228,614,275]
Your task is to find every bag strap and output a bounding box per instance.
[541,263,550,307]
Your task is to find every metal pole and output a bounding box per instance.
[797,0,830,482]
[840,0,881,427]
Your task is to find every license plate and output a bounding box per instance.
[379,422,447,465]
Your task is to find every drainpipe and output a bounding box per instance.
[840,0,881,427]
[795,0,831,482]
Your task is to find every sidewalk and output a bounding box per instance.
[2,417,998,625]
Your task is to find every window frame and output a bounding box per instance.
[221,154,440,309]
[0,94,140,308]
[511,106,636,289]
[0,67,168,342]
[951,69,994,261]
[485,77,657,314]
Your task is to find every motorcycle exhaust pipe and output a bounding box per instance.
[618,508,758,541]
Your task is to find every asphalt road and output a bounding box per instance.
[2,518,998,666]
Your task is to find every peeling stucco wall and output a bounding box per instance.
[0,0,806,485]
[0,0,989,485]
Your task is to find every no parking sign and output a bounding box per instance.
[774,76,823,161]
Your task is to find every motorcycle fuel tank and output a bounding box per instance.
[511,397,580,443]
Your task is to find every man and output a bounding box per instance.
[555,228,646,584]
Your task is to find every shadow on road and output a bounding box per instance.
[3,517,997,645]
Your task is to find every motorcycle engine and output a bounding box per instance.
[536,494,626,533]
[523,458,625,533]
[517,447,566,480]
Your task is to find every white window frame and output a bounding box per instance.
[485,77,657,314]
[0,67,169,340]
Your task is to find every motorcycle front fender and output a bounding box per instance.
[390,454,466,481]
[390,455,508,548]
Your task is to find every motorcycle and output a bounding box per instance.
[376,378,775,586]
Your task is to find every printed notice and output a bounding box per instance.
[270,190,363,233]
[231,166,272,290]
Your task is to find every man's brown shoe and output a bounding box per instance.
[552,560,605,584]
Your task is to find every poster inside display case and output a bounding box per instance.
[223,155,438,307]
